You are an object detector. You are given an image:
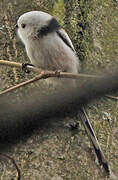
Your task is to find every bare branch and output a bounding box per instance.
[0,59,102,96]
[105,95,118,100]
[0,60,39,73]
[0,60,101,79]
[0,72,50,96]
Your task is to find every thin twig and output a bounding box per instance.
[0,153,21,180]
[0,60,102,79]
[0,60,39,72]
[105,95,118,100]
[0,60,102,96]
[0,71,49,96]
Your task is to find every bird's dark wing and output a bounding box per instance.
[56,28,76,52]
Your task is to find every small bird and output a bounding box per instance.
[17,11,110,174]
[17,11,79,86]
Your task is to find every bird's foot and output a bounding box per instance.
[54,69,66,77]
[22,63,34,73]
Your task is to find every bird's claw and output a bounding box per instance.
[54,70,62,77]
[22,63,34,73]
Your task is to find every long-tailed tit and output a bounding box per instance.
[17,11,79,86]
[16,11,110,174]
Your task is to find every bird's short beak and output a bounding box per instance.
[15,24,19,29]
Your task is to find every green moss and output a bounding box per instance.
[83,0,118,72]
[51,0,65,26]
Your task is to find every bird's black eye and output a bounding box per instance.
[15,24,19,28]
[21,24,26,28]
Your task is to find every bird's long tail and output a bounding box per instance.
[78,106,110,176]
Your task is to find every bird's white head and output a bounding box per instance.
[17,11,52,45]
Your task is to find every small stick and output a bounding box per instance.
[0,60,102,96]
[0,60,102,79]
[105,95,118,100]
[0,60,39,73]
[0,71,49,96]
[0,153,21,180]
